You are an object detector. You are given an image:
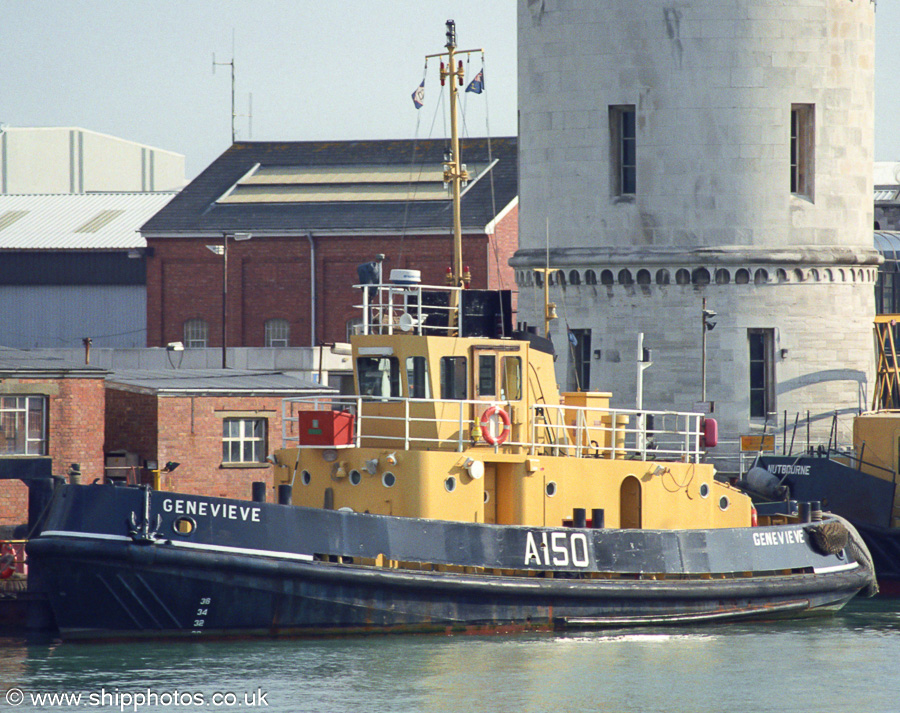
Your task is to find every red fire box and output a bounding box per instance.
[296,410,355,447]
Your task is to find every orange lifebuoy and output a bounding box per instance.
[0,542,15,579]
[480,406,511,445]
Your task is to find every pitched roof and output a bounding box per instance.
[141,137,517,236]
[0,193,176,250]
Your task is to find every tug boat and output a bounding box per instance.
[26,294,877,639]
[26,21,875,641]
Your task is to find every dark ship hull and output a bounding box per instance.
[27,484,873,641]
[754,454,900,595]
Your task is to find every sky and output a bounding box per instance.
[3,1,899,180]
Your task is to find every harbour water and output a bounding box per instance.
[2,598,899,713]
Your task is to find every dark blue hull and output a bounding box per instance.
[26,485,874,640]
[754,455,900,594]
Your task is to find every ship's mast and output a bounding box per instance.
[427,20,476,331]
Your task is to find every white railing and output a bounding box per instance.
[354,282,461,336]
[282,396,707,463]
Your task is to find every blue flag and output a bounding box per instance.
[465,69,484,94]
[411,80,425,109]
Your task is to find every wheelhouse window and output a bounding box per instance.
[477,354,496,397]
[222,417,266,464]
[610,105,636,196]
[501,356,522,401]
[183,318,209,348]
[406,356,431,399]
[440,356,467,400]
[791,103,815,199]
[749,329,775,418]
[0,396,46,455]
[265,319,289,347]
[357,357,401,398]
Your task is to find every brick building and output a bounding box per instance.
[103,369,332,500]
[140,137,518,349]
[0,350,107,527]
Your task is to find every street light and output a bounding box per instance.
[206,232,252,368]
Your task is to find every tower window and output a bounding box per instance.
[610,105,636,196]
[569,329,592,391]
[791,104,815,199]
[749,329,775,419]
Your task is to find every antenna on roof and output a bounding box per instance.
[212,29,252,143]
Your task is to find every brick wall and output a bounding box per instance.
[0,376,105,527]
[104,390,305,503]
[147,227,519,348]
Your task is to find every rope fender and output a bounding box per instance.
[807,516,879,597]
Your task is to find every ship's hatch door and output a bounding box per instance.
[620,475,642,529]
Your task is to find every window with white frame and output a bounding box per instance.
[184,318,209,348]
[222,417,267,464]
[0,396,47,455]
[265,318,290,347]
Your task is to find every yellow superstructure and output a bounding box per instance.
[274,320,750,531]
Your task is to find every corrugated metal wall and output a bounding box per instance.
[0,285,146,348]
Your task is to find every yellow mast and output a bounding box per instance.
[427,20,475,331]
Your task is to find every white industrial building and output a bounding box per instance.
[513,0,877,473]
[0,127,184,348]
[0,126,184,194]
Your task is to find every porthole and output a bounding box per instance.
[173,516,196,536]
[382,471,396,488]
[349,469,362,486]
[546,481,557,497]
[300,470,312,486]
[699,483,710,498]
[483,491,490,504]
[719,496,729,511]
[444,476,457,493]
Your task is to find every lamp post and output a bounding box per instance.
[206,232,252,368]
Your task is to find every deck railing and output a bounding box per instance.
[282,396,707,463]
[354,282,461,336]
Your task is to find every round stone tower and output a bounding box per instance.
[514,0,877,473]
